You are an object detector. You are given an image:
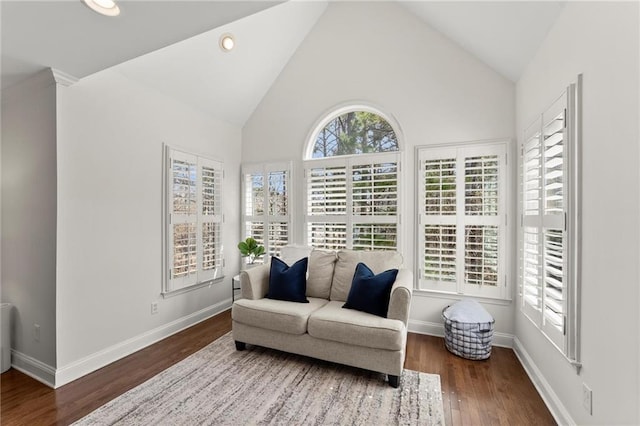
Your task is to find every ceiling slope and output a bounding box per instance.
[400,1,565,82]
[1,0,282,89]
[112,1,328,125]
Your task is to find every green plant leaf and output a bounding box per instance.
[238,237,264,258]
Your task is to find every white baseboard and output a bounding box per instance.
[54,299,232,388]
[11,350,56,388]
[408,319,514,348]
[512,337,574,426]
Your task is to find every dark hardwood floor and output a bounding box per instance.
[1,309,555,425]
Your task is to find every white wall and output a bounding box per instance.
[1,70,58,373]
[242,2,516,335]
[515,2,639,424]
[55,68,242,373]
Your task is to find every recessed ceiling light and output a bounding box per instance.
[219,34,235,52]
[81,0,120,17]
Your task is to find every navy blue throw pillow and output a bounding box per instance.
[266,257,309,303]
[343,262,398,318]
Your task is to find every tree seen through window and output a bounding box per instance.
[313,111,399,158]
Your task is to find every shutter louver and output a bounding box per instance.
[200,163,223,277]
[524,127,542,216]
[465,156,499,216]
[353,223,397,250]
[170,156,198,284]
[543,229,564,331]
[245,221,265,247]
[307,222,347,250]
[424,225,457,282]
[352,162,398,215]
[522,227,542,311]
[202,222,220,271]
[172,159,197,216]
[464,225,498,286]
[172,223,197,278]
[424,158,456,215]
[308,165,347,215]
[268,170,288,216]
[245,173,264,216]
[544,112,565,214]
[268,222,289,258]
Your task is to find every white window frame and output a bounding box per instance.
[241,161,292,260]
[303,152,401,250]
[416,140,510,300]
[163,145,224,295]
[518,77,581,366]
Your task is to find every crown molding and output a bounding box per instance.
[51,68,79,87]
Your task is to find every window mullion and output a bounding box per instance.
[455,149,465,293]
[262,169,269,256]
[346,159,353,249]
[196,158,204,282]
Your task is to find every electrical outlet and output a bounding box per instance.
[582,383,592,415]
[34,324,41,342]
[151,302,158,315]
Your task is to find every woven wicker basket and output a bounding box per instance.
[442,302,494,360]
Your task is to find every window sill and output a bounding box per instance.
[412,288,513,306]
[162,276,225,299]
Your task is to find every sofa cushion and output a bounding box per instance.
[308,301,405,351]
[306,249,337,299]
[267,257,309,303]
[330,250,403,302]
[232,297,328,335]
[343,263,398,318]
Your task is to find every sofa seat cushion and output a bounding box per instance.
[232,297,328,335]
[308,301,405,351]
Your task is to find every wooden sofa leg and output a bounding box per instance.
[388,375,400,388]
[235,341,246,351]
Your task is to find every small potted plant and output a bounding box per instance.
[237,237,266,269]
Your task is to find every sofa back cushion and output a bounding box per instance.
[330,250,403,302]
[307,249,337,299]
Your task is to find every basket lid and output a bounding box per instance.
[443,299,493,323]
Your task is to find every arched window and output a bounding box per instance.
[311,111,399,158]
[304,106,402,251]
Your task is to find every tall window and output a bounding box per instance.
[520,79,580,360]
[241,162,291,259]
[164,146,224,293]
[304,108,400,250]
[417,141,508,299]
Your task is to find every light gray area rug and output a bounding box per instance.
[74,333,445,425]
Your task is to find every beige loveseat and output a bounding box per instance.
[231,248,413,387]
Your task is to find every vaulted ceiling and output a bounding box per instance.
[1,1,565,125]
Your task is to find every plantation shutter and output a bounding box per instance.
[166,147,224,293]
[241,162,291,260]
[267,169,289,258]
[168,150,198,290]
[199,158,223,282]
[418,148,458,293]
[520,91,570,352]
[418,143,506,298]
[305,153,399,250]
[522,118,543,320]
[541,95,567,348]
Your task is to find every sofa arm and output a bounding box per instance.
[240,264,270,300]
[387,268,413,326]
